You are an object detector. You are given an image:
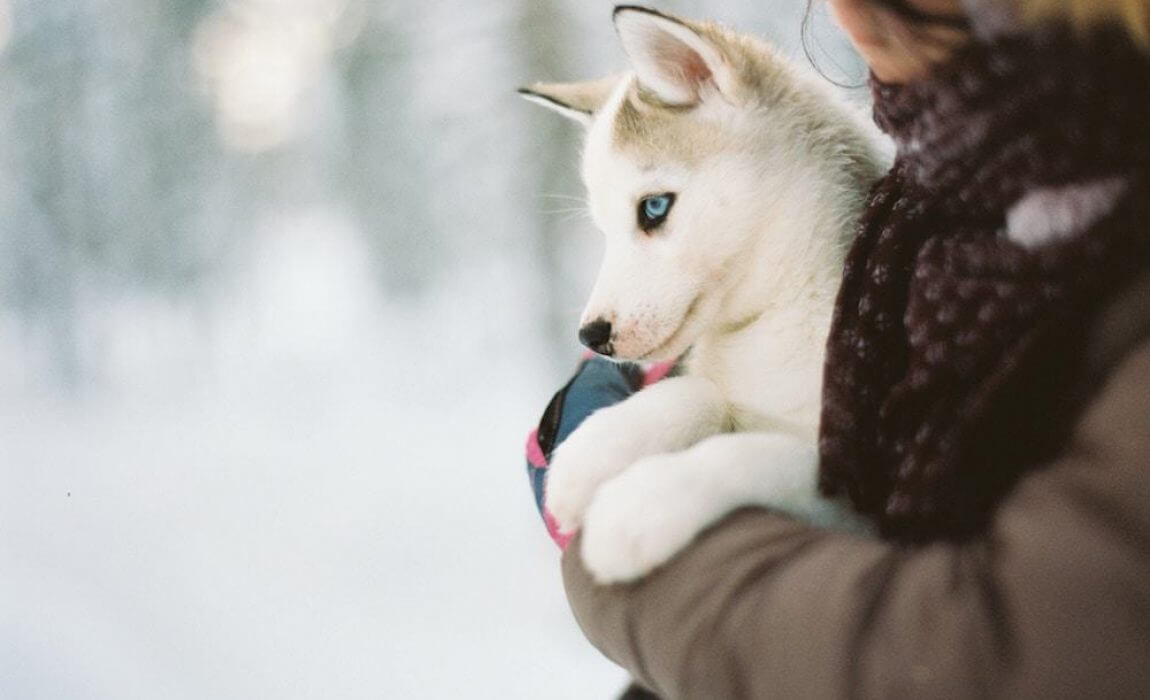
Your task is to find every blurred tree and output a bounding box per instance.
[0,0,233,383]
[336,4,437,298]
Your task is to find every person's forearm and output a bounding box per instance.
[562,341,1150,699]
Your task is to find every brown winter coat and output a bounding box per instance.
[561,267,1150,698]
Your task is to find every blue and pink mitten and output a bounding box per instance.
[525,356,676,549]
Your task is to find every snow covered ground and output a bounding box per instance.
[0,211,628,699]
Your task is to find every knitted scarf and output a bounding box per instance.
[817,23,1150,542]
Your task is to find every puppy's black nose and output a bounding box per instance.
[578,318,614,356]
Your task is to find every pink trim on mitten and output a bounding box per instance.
[525,428,548,468]
[544,508,573,550]
[642,360,675,387]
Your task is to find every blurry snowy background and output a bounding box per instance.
[0,1,863,698]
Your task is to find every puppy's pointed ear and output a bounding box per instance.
[613,6,737,106]
[518,75,621,126]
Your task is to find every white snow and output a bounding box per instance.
[0,210,628,699]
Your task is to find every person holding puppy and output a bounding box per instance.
[531,0,1150,697]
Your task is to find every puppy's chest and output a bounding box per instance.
[687,324,826,437]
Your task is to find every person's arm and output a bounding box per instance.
[563,338,1150,699]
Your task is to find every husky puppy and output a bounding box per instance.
[521,6,889,583]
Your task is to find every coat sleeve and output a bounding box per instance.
[561,339,1150,699]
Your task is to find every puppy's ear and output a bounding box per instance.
[613,5,737,107]
[518,75,622,126]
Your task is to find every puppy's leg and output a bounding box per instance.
[580,432,871,584]
[545,375,727,534]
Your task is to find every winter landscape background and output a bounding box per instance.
[0,1,864,697]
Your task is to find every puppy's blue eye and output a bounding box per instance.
[645,196,670,218]
[637,193,676,232]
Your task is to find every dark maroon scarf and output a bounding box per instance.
[817,23,1150,542]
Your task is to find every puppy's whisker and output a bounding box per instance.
[541,193,589,204]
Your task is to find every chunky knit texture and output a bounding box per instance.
[818,23,1150,541]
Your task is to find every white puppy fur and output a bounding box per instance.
[521,6,890,583]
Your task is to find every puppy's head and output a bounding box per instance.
[521,7,786,361]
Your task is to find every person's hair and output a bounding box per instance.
[825,0,1150,42]
[802,0,1150,86]
[1021,0,1150,44]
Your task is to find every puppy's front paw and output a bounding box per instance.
[544,415,632,534]
[580,453,719,584]
[544,453,600,535]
